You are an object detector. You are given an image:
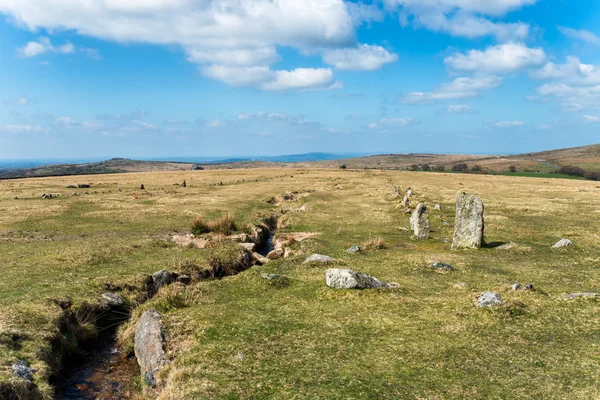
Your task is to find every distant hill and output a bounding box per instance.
[1,145,599,179]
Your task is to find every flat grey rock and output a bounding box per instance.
[260,273,281,280]
[304,254,334,264]
[476,292,503,307]
[552,238,573,248]
[12,360,33,381]
[346,246,361,253]
[325,268,389,289]
[429,262,453,271]
[564,292,599,299]
[101,292,124,306]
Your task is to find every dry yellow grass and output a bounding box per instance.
[1,168,600,398]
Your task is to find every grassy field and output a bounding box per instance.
[1,168,600,399]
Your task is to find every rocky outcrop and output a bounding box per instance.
[134,308,168,387]
[452,191,485,249]
[325,268,389,289]
[410,203,430,239]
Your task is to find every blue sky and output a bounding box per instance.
[1,0,600,159]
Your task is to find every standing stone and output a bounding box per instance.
[451,191,484,249]
[134,308,168,387]
[410,203,430,239]
[402,195,410,208]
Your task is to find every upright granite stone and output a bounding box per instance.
[134,308,168,387]
[410,203,430,239]
[451,191,484,249]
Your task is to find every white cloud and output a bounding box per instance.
[383,0,536,40]
[558,26,600,46]
[1,0,371,90]
[447,104,471,113]
[531,57,600,111]
[368,117,416,128]
[203,65,336,91]
[14,97,32,106]
[487,119,525,128]
[322,44,398,70]
[584,115,600,123]
[0,124,46,133]
[445,42,545,73]
[207,120,222,128]
[402,75,502,103]
[18,36,76,57]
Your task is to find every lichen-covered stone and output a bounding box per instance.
[134,308,167,385]
[325,268,389,289]
[303,254,334,264]
[452,191,484,249]
[476,292,502,307]
[410,203,430,239]
[552,238,573,248]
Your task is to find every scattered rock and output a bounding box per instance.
[239,242,256,252]
[304,254,334,264]
[252,252,269,265]
[175,274,191,285]
[134,308,168,387]
[266,249,284,260]
[452,191,485,250]
[476,292,503,307]
[433,204,442,211]
[406,188,414,197]
[260,273,280,280]
[563,292,599,300]
[524,283,534,291]
[552,238,573,248]
[410,203,430,239]
[12,360,34,381]
[325,268,389,289]
[140,184,145,190]
[101,293,124,306]
[511,283,522,291]
[398,227,409,232]
[347,246,361,253]
[402,195,410,208]
[78,184,91,188]
[171,234,208,249]
[152,270,176,292]
[429,262,453,272]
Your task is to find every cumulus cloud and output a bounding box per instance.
[383,0,536,40]
[447,104,471,113]
[558,26,600,46]
[445,42,546,73]
[487,119,525,128]
[18,36,75,57]
[1,0,378,90]
[322,44,398,70]
[368,117,416,128]
[531,57,600,111]
[0,124,47,133]
[402,75,502,103]
[584,115,600,123]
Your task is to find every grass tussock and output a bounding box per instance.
[205,241,251,277]
[362,235,386,250]
[191,213,238,236]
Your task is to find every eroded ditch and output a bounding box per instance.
[44,216,280,399]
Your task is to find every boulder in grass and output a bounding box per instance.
[325,268,389,289]
[552,238,573,248]
[135,308,168,387]
[476,292,502,307]
[12,360,34,381]
[563,292,599,300]
[429,262,453,272]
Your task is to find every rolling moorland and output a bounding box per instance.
[2,144,600,180]
[0,167,600,399]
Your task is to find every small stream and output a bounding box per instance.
[256,230,275,257]
[57,341,136,400]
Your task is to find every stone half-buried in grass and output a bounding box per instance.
[325,268,389,289]
[304,254,334,264]
[476,292,503,307]
[552,238,573,248]
[134,308,168,388]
